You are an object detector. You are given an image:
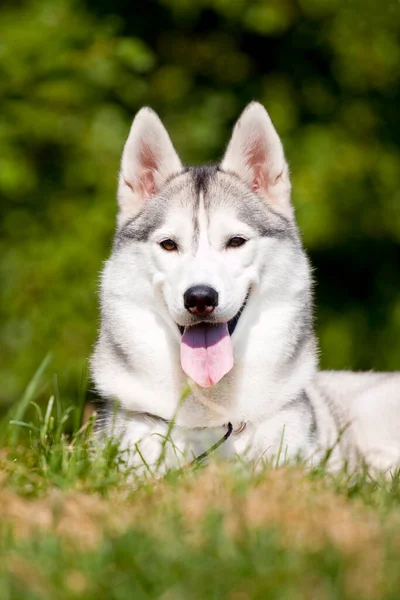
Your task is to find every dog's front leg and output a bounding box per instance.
[100,413,189,477]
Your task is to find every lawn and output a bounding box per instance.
[1,359,400,600]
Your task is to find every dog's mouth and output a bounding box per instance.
[178,294,249,389]
[177,296,247,336]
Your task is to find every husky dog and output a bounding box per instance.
[91,102,400,474]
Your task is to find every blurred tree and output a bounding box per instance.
[0,0,399,406]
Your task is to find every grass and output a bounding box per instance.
[1,361,400,599]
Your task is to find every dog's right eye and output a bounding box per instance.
[227,236,247,249]
[160,239,178,252]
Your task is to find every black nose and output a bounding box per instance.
[184,285,219,316]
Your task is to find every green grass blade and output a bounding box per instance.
[74,361,89,433]
[0,354,52,444]
[41,395,55,442]
[9,420,41,433]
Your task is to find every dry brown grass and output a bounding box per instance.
[0,462,398,598]
[175,465,389,598]
[0,465,390,549]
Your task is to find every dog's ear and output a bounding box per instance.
[221,102,292,218]
[118,107,182,224]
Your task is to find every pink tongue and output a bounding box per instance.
[181,323,234,388]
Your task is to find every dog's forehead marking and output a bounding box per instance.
[196,190,210,254]
[191,165,218,198]
[193,190,214,259]
[115,165,294,250]
[188,166,217,254]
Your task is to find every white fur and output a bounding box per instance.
[92,102,400,476]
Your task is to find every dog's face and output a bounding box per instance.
[108,103,305,387]
[116,167,295,329]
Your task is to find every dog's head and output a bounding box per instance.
[108,103,309,388]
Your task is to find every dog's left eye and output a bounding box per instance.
[227,236,247,249]
[160,239,178,252]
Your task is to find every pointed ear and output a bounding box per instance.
[221,102,292,217]
[117,107,182,224]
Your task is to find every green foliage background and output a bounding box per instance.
[1,0,399,406]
